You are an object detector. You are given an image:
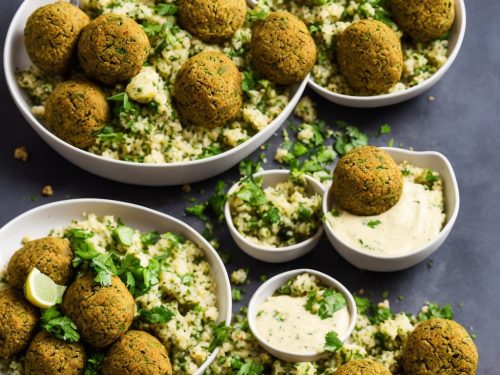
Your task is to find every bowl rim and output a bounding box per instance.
[248,0,467,103]
[322,147,460,261]
[0,198,232,373]
[224,169,325,253]
[247,268,357,360]
[3,0,308,169]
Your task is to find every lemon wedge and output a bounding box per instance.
[24,268,66,309]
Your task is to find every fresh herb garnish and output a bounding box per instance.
[84,353,105,375]
[380,123,391,135]
[324,331,343,352]
[418,303,454,321]
[247,9,268,22]
[113,225,134,246]
[41,306,80,342]
[208,321,230,352]
[239,159,261,177]
[305,289,347,320]
[236,177,266,206]
[140,306,175,324]
[154,3,178,15]
[140,231,160,246]
[366,220,382,228]
[232,288,244,301]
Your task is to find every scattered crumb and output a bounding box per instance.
[294,96,317,123]
[428,96,436,101]
[230,268,249,285]
[14,147,29,162]
[41,185,54,197]
[182,184,191,193]
[358,289,365,295]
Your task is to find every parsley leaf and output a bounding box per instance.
[207,181,227,221]
[247,9,268,22]
[208,321,229,352]
[236,360,264,375]
[41,306,80,342]
[113,225,134,246]
[334,125,369,155]
[84,352,104,375]
[239,159,261,177]
[185,203,207,220]
[366,220,382,228]
[324,331,343,352]
[242,71,257,93]
[418,303,454,321]
[262,206,280,224]
[380,123,391,135]
[140,306,175,324]
[140,231,160,246]
[305,289,347,320]
[236,177,266,206]
[232,288,244,301]
[354,296,372,314]
[154,3,178,15]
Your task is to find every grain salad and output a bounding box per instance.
[229,172,322,247]
[17,0,290,163]
[253,0,449,95]
[0,213,220,374]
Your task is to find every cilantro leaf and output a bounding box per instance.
[380,123,391,135]
[207,181,227,221]
[208,321,230,352]
[262,206,280,224]
[41,306,80,342]
[239,159,261,177]
[242,71,257,93]
[305,289,347,320]
[354,296,372,314]
[140,306,175,324]
[232,288,244,301]
[113,225,134,246]
[324,331,343,352]
[185,203,207,220]
[140,231,160,246]
[236,360,264,375]
[247,9,268,22]
[366,220,382,228]
[154,3,178,15]
[236,177,266,206]
[418,303,454,321]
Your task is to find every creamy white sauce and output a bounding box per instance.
[328,167,446,256]
[256,295,350,354]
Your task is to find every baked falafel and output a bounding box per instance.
[250,11,316,85]
[78,13,150,85]
[7,237,74,289]
[0,288,39,358]
[102,330,172,375]
[178,0,247,42]
[62,275,135,348]
[402,318,478,375]
[24,2,90,75]
[44,80,110,149]
[330,146,403,216]
[391,0,455,42]
[335,359,391,375]
[174,51,243,127]
[24,330,86,375]
[337,19,403,95]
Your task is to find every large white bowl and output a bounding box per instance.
[322,147,460,272]
[247,269,357,362]
[248,0,466,108]
[225,170,325,263]
[3,0,308,186]
[0,199,232,374]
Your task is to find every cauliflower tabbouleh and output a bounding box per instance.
[17,0,290,163]
[229,172,322,247]
[0,213,220,374]
[254,0,449,95]
[207,274,457,375]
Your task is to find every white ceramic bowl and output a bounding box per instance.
[248,269,357,362]
[225,170,325,263]
[3,0,308,186]
[322,147,460,272]
[248,0,466,108]
[0,199,232,374]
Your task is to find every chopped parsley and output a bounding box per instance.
[208,321,230,352]
[366,220,382,228]
[140,306,175,324]
[242,71,257,93]
[84,353,104,375]
[247,9,268,22]
[154,3,178,15]
[305,289,347,320]
[236,177,266,206]
[41,306,80,342]
[239,159,261,177]
[418,303,454,321]
[324,331,343,352]
[232,288,244,301]
[380,123,391,135]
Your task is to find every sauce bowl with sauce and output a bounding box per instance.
[323,147,460,272]
[248,269,357,362]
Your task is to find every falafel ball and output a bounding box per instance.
[250,11,316,85]
[45,80,110,149]
[24,330,86,375]
[0,288,39,358]
[391,0,455,42]
[178,0,247,42]
[337,20,403,95]
[330,146,403,216]
[78,13,150,85]
[62,275,135,348]
[102,330,172,375]
[174,51,243,127]
[7,237,74,289]
[335,359,391,375]
[24,2,90,75]
[403,318,478,375]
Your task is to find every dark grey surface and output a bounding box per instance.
[1,0,498,373]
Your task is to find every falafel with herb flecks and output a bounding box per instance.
[24,330,86,375]
[403,318,478,375]
[337,19,403,95]
[335,359,391,375]
[78,13,150,85]
[102,330,172,375]
[62,275,135,348]
[174,51,243,127]
[250,11,316,85]
[7,237,74,289]
[0,288,39,359]
[44,80,110,149]
[178,0,247,42]
[390,0,455,42]
[24,2,90,75]
[330,146,403,216]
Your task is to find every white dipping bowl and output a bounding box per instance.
[0,199,231,375]
[225,170,324,263]
[248,0,466,108]
[3,0,308,186]
[322,147,460,272]
[248,269,357,362]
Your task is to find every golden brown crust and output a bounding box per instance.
[250,11,317,85]
[337,20,403,95]
[334,359,391,375]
